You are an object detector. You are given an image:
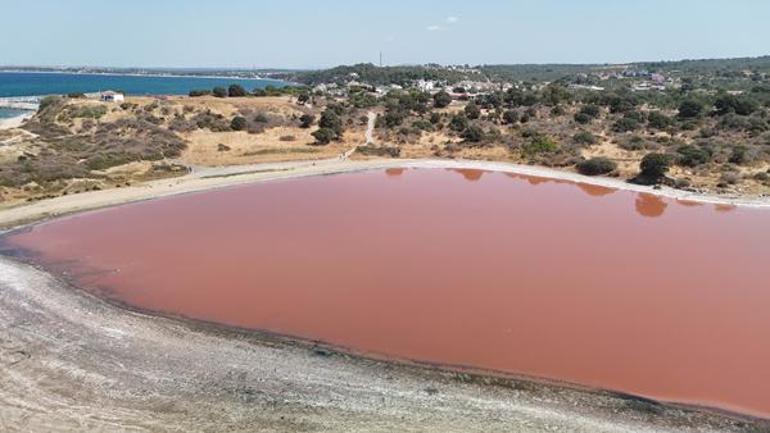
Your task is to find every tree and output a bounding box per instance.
[577,157,617,176]
[212,87,228,98]
[299,114,315,128]
[465,101,481,120]
[297,93,310,105]
[230,116,247,131]
[715,94,759,116]
[639,153,672,181]
[433,91,452,108]
[228,84,248,97]
[312,127,336,145]
[319,109,343,137]
[678,99,704,119]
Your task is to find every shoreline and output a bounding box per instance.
[1,157,768,230]
[0,69,286,84]
[0,255,766,432]
[0,110,34,130]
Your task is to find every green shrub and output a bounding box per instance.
[647,111,672,129]
[577,157,617,176]
[573,131,597,145]
[502,110,519,125]
[69,105,108,119]
[228,84,248,97]
[230,116,247,131]
[433,91,452,108]
[462,125,485,143]
[312,127,337,145]
[729,145,751,165]
[464,102,481,120]
[524,134,559,155]
[299,114,315,128]
[613,117,639,132]
[678,99,704,119]
[189,89,211,97]
[639,153,672,181]
[676,145,711,167]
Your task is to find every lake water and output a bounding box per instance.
[4,168,770,418]
[0,71,284,98]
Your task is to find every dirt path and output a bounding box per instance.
[365,111,377,144]
[0,256,764,433]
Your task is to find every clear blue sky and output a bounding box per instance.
[1,0,768,68]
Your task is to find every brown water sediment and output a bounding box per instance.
[4,168,770,419]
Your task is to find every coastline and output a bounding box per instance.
[0,69,286,83]
[3,158,770,429]
[1,157,768,230]
[0,110,34,130]
[0,254,765,432]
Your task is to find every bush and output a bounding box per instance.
[299,114,315,128]
[524,134,559,155]
[433,91,452,108]
[449,114,469,132]
[575,104,600,124]
[647,111,672,129]
[38,96,63,113]
[312,127,337,145]
[676,145,711,167]
[228,84,248,97]
[715,94,759,116]
[465,102,481,120]
[189,89,211,97]
[573,131,597,145]
[462,125,485,143]
[67,105,108,119]
[678,99,704,119]
[613,117,640,132]
[212,87,228,98]
[502,109,519,125]
[729,145,750,165]
[577,157,617,176]
[639,153,672,181]
[230,116,247,131]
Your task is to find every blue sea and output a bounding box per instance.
[0,71,284,98]
[0,71,286,119]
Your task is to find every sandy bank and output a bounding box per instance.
[1,157,769,230]
[0,256,765,432]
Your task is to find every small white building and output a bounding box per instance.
[100,91,125,103]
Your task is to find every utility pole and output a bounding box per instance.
[379,51,383,67]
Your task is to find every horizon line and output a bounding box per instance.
[1,53,769,72]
